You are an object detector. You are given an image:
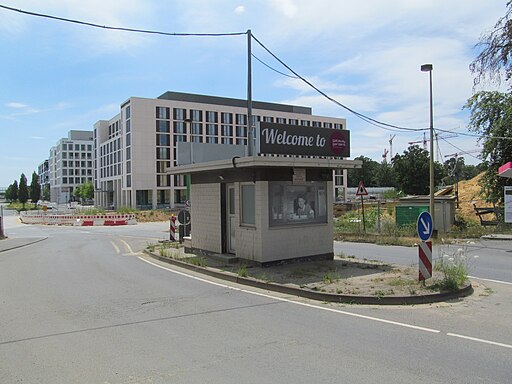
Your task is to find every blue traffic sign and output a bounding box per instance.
[417,211,433,241]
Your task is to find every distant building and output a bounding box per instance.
[47,130,94,204]
[37,159,50,199]
[93,91,348,209]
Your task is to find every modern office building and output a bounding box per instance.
[47,130,94,204]
[93,91,348,209]
[37,159,50,200]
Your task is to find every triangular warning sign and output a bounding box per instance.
[356,180,368,196]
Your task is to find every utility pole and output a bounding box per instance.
[247,29,253,156]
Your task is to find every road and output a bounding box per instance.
[1,213,511,383]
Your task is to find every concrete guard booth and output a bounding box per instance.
[171,122,362,265]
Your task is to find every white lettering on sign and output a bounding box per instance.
[261,128,322,147]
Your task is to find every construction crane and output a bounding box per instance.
[408,132,428,150]
[408,133,460,161]
[389,134,396,159]
[444,150,480,159]
[382,148,389,163]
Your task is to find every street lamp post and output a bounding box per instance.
[421,63,435,232]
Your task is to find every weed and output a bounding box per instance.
[435,244,475,291]
[146,243,156,252]
[188,257,207,267]
[323,271,340,284]
[237,264,248,277]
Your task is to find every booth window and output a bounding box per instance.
[241,184,255,226]
[269,181,327,226]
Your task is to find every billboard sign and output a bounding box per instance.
[256,122,350,158]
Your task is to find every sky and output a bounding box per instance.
[0,0,507,187]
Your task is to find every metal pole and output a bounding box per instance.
[428,69,435,232]
[247,29,253,156]
[0,205,4,238]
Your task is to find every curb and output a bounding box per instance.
[144,251,474,305]
[0,237,48,253]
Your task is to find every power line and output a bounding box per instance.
[437,134,481,160]
[250,33,427,133]
[0,4,246,37]
[252,53,299,79]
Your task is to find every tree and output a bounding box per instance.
[73,185,82,201]
[29,171,41,204]
[5,180,18,202]
[18,174,29,208]
[464,91,512,203]
[42,184,50,201]
[347,156,382,187]
[392,145,444,195]
[81,182,94,200]
[470,2,512,88]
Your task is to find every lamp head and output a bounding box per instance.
[421,64,433,72]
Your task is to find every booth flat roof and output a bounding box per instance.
[499,162,512,178]
[169,156,362,175]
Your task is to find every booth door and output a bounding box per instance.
[227,184,236,253]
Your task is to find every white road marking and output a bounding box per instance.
[120,239,134,254]
[447,333,512,349]
[110,241,121,254]
[469,275,512,286]
[137,256,440,334]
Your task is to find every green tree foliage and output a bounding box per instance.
[464,91,512,203]
[29,171,41,203]
[347,156,387,187]
[6,180,19,202]
[392,145,444,195]
[442,156,481,185]
[18,173,29,208]
[81,182,94,200]
[42,184,50,201]
[470,2,512,87]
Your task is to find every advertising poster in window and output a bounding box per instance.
[269,181,327,226]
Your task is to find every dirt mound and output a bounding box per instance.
[456,173,492,223]
[135,210,170,222]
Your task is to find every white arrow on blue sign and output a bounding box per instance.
[417,211,433,241]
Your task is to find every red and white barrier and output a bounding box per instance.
[418,241,433,281]
[20,212,137,226]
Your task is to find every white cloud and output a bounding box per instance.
[234,5,246,15]
[6,102,28,109]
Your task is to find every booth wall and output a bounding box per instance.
[190,183,222,254]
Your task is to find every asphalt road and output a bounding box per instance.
[1,215,511,383]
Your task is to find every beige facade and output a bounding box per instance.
[94,91,348,209]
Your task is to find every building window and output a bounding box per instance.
[301,120,311,126]
[236,138,247,145]
[206,111,218,123]
[236,126,246,137]
[263,116,274,123]
[126,161,131,174]
[276,117,286,124]
[236,114,247,125]
[221,112,233,124]
[157,147,170,160]
[191,136,203,143]
[241,184,255,226]
[191,123,203,135]
[268,181,327,227]
[126,119,131,133]
[173,108,186,120]
[126,175,131,187]
[173,121,186,134]
[334,123,343,129]
[157,120,170,133]
[222,125,232,136]
[221,137,233,144]
[173,135,186,145]
[206,136,218,144]
[191,109,202,122]
[289,119,298,125]
[125,105,131,119]
[126,133,131,146]
[156,134,170,146]
[156,106,170,119]
[323,122,333,128]
[206,124,217,135]
[126,147,131,160]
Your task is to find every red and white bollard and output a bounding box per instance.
[170,215,176,242]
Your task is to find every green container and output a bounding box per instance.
[395,206,429,226]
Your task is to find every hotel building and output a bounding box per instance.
[93,91,348,209]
